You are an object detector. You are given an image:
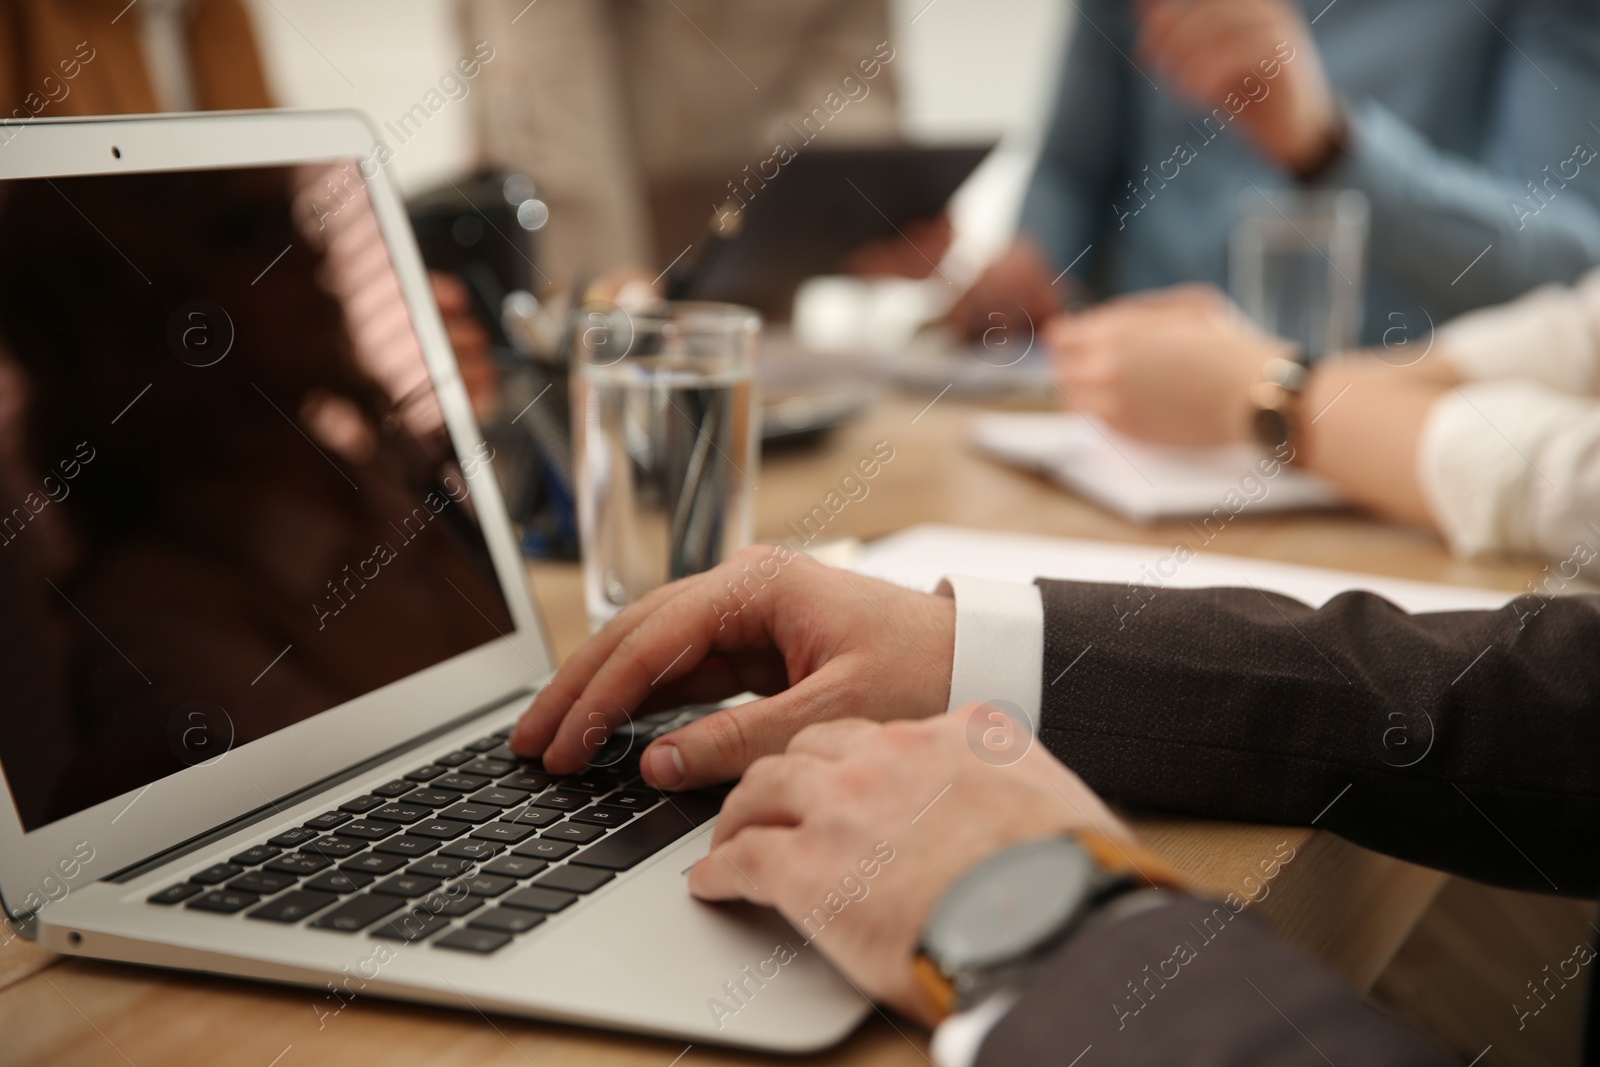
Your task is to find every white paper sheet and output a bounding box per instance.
[970,412,1344,524]
[854,525,1515,613]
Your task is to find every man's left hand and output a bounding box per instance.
[690,705,1133,1025]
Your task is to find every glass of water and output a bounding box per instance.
[1230,188,1369,360]
[573,301,760,629]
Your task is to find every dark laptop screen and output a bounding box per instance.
[0,164,515,832]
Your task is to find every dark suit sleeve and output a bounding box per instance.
[1036,581,1600,897]
[976,895,1451,1067]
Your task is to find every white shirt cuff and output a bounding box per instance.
[1437,267,1600,394]
[1418,381,1600,565]
[935,575,1044,728]
[931,988,1021,1067]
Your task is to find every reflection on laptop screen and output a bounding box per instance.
[0,163,514,832]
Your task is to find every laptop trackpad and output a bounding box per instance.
[478,817,871,1050]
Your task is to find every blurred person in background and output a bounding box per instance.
[1047,271,1600,582]
[0,0,266,115]
[462,0,951,300]
[0,0,497,416]
[950,0,1600,343]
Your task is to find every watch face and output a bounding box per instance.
[923,838,1096,971]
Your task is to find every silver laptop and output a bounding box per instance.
[0,111,866,1052]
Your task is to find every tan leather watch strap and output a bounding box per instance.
[1074,830,1188,890]
[912,954,960,1021]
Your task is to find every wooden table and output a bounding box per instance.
[2,395,1541,1067]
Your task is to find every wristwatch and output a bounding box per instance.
[911,832,1185,1020]
[1248,350,1310,462]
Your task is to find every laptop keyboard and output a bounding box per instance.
[144,726,721,954]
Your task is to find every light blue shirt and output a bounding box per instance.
[1021,0,1600,344]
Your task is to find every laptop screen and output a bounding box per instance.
[0,163,515,832]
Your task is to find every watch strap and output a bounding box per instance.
[912,833,1189,1021]
[1074,830,1187,891]
[912,952,961,1020]
[1249,349,1310,462]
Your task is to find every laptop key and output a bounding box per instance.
[148,883,203,905]
[372,835,439,858]
[571,806,637,829]
[466,788,529,809]
[434,749,475,767]
[559,774,615,795]
[405,764,449,782]
[409,819,473,840]
[507,807,561,828]
[415,891,482,918]
[529,791,586,812]
[187,888,259,914]
[248,890,338,923]
[460,758,515,778]
[534,866,614,894]
[456,874,516,897]
[511,839,577,862]
[264,853,332,875]
[437,803,500,823]
[371,779,414,798]
[466,736,504,752]
[431,773,490,793]
[372,874,442,898]
[401,789,457,809]
[228,844,282,866]
[369,804,429,824]
[267,827,321,849]
[468,908,545,934]
[338,820,400,841]
[502,886,578,913]
[228,870,297,895]
[190,863,244,885]
[371,912,452,942]
[309,894,402,932]
[408,856,477,879]
[305,869,373,894]
[301,836,364,860]
[338,795,387,814]
[540,822,605,844]
[340,853,406,875]
[498,771,553,792]
[481,855,547,879]
[435,928,513,954]
[603,792,659,813]
[568,791,721,872]
[304,811,352,831]
[438,839,500,861]
[471,822,535,845]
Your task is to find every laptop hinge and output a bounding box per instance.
[103,687,533,885]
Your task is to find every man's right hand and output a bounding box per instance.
[509,546,956,790]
